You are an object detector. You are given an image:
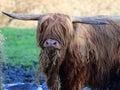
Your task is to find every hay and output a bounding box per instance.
[39,48,60,73]
[35,48,60,85]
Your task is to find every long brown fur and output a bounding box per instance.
[37,14,120,90]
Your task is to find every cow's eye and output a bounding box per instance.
[40,29,43,33]
[40,25,44,33]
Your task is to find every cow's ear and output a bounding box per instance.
[71,16,109,25]
[2,12,41,20]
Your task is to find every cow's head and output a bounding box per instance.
[37,13,74,51]
[2,12,108,50]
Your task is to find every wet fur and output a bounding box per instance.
[37,14,120,90]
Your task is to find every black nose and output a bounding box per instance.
[43,39,60,48]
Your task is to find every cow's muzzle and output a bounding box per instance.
[43,39,61,50]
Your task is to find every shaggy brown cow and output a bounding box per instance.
[3,12,120,90]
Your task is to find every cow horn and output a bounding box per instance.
[2,12,41,20]
[71,16,109,25]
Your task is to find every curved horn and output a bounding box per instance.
[2,12,41,20]
[71,16,109,25]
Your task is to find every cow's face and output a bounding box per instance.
[37,14,75,74]
[37,13,74,52]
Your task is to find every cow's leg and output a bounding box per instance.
[71,82,83,90]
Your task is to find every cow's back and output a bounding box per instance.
[74,17,120,89]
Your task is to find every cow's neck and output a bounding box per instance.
[59,37,88,90]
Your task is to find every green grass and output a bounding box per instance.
[0,27,40,70]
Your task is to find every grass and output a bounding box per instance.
[0,27,40,71]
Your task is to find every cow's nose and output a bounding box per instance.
[43,39,60,49]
